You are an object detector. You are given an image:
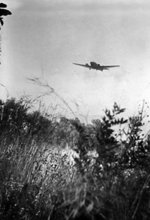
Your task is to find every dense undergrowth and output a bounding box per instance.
[0,97,150,220]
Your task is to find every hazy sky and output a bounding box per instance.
[1,0,150,120]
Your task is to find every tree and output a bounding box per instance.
[0,3,12,64]
[0,3,12,27]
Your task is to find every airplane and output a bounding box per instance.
[73,61,120,71]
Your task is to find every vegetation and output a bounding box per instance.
[0,2,12,65]
[0,3,12,28]
[0,97,150,220]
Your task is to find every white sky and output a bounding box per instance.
[1,0,150,120]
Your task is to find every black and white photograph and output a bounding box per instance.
[1,0,150,219]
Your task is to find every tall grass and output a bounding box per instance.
[0,97,150,220]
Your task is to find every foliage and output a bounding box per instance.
[0,3,12,27]
[0,97,150,219]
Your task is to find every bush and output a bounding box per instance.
[1,97,150,219]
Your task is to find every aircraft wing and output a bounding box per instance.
[102,65,120,69]
[73,63,90,69]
